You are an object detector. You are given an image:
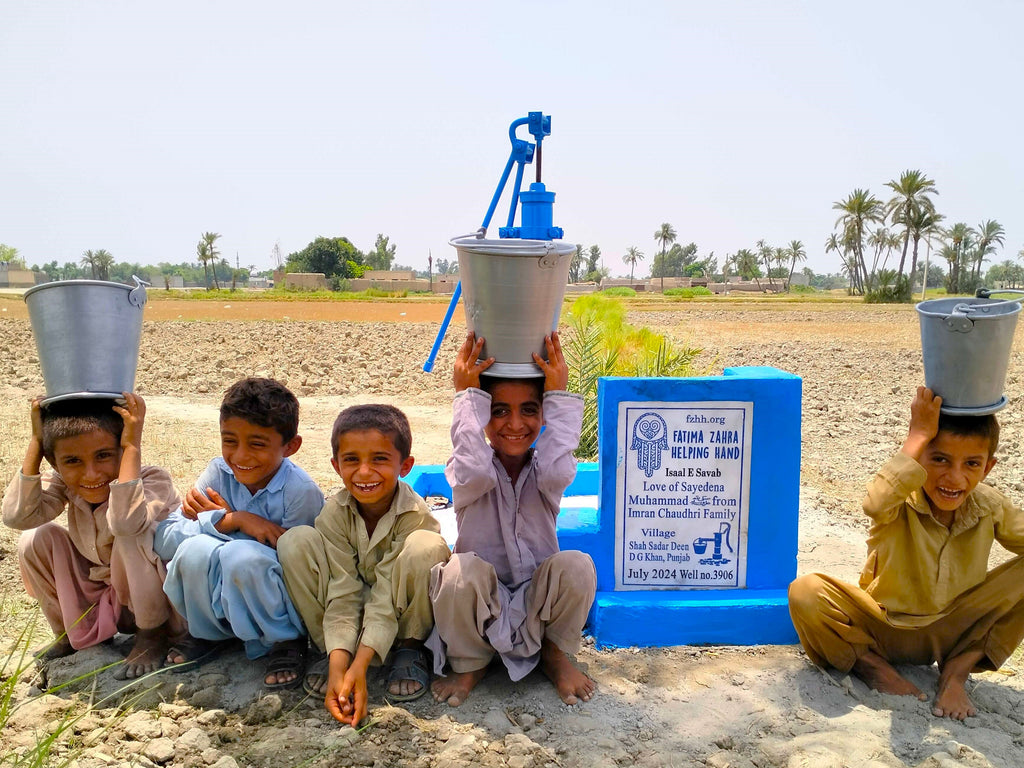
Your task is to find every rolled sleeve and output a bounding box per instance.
[863,452,927,524]
[106,467,180,538]
[446,389,498,506]
[3,472,68,530]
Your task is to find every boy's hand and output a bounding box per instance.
[22,396,46,476]
[182,486,234,520]
[902,386,942,460]
[30,396,44,445]
[325,651,370,729]
[217,510,286,547]
[454,332,494,392]
[532,332,569,392]
[112,392,146,451]
[113,392,145,483]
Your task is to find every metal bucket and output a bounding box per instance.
[451,236,576,377]
[24,277,148,405]
[916,297,1021,414]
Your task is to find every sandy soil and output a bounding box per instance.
[3,300,1024,768]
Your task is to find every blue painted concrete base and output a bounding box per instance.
[589,589,797,648]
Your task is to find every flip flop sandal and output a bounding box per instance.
[303,653,329,696]
[165,636,227,674]
[384,646,431,703]
[263,638,307,691]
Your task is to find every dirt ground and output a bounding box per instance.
[3,298,1024,768]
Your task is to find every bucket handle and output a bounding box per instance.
[128,275,150,308]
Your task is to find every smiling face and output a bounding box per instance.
[52,428,122,506]
[220,416,301,494]
[920,430,997,517]
[484,380,544,469]
[331,428,414,518]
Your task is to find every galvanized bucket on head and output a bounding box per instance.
[450,236,577,377]
[916,297,1021,414]
[24,277,148,405]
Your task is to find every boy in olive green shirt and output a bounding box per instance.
[278,404,449,725]
[790,387,1024,720]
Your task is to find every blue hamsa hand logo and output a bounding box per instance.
[631,412,669,478]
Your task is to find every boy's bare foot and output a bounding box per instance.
[115,626,168,680]
[431,666,488,707]
[35,637,75,661]
[933,650,985,720]
[540,638,595,704]
[851,652,927,700]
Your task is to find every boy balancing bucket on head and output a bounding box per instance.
[424,111,576,378]
[916,290,1022,415]
[23,276,148,405]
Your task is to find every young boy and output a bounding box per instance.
[789,386,1024,720]
[3,393,180,679]
[278,404,450,726]
[427,331,597,707]
[153,378,324,686]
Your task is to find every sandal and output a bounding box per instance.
[264,637,307,690]
[384,646,431,703]
[303,652,330,696]
[165,636,226,674]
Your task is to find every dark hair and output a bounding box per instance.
[220,378,299,443]
[480,375,544,401]
[41,398,124,464]
[937,411,1000,456]
[331,404,412,460]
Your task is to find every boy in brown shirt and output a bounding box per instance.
[789,387,1024,719]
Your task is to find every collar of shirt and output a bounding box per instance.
[335,481,425,547]
[214,456,292,499]
[906,486,988,536]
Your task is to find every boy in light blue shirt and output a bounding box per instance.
[154,378,323,687]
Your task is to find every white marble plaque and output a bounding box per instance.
[614,401,752,590]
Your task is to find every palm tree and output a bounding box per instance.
[944,222,976,293]
[623,246,644,282]
[200,232,222,289]
[734,248,762,290]
[825,232,860,294]
[196,241,211,288]
[907,208,944,292]
[653,223,676,292]
[885,170,938,281]
[972,219,1005,282]
[80,250,98,278]
[93,249,114,281]
[755,240,776,289]
[785,240,806,289]
[833,189,884,292]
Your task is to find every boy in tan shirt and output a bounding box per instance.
[278,404,449,725]
[789,387,1024,719]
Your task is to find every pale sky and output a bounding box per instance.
[3,1,1022,278]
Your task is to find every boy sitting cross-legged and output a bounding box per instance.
[426,331,597,707]
[3,393,181,679]
[789,386,1024,720]
[154,377,324,686]
[278,404,450,726]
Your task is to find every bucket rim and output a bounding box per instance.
[915,297,1022,318]
[40,391,127,407]
[24,279,135,301]
[449,237,577,257]
[938,395,1009,416]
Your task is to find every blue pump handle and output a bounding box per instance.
[422,112,552,374]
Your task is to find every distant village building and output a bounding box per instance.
[284,272,328,291]
[0,262,39,288]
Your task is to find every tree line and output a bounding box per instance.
[828,170,1013,301]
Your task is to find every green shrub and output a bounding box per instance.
[790,284,817,294]
[663,286,713,298]
[601,286,636,297]
[562,294,702,459]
